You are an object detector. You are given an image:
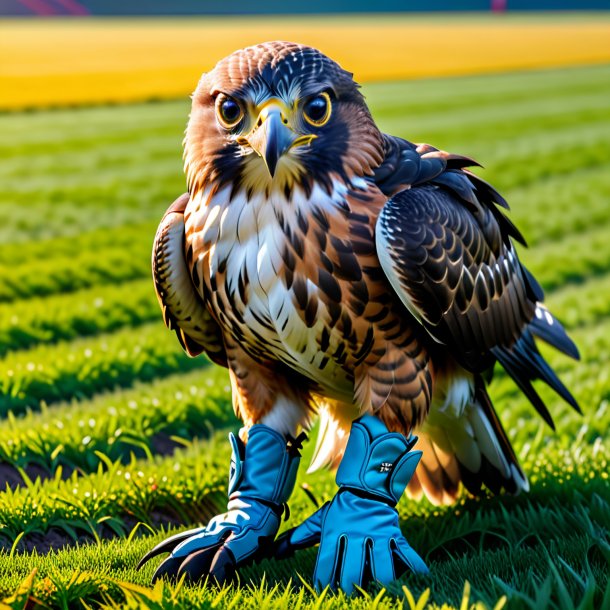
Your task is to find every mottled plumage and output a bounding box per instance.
[152,40,580,507]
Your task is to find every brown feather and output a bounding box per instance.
[150,42,578,508]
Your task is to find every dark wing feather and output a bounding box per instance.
[152,194,227,366]
[376,183,533,371]
[375,142,580,424]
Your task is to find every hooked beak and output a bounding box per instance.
[243,103,315,177]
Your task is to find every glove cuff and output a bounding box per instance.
[336,414,422,505]
[227,424,305,507]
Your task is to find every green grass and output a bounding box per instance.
[0,323,208,416]
[0,64,609,609]
[0,279,159,356]
[0,368,232,475]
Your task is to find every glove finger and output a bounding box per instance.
[337,536,366,595]
[370,538,396,587]
[275,502,329,560]
[176,541,224,583]
[137,526,207,569]
[313,534,342,593]
[275,514,324,559]
[392,537,429,576]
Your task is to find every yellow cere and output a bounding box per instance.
[1,15,610,110]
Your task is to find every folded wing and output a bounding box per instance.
[376,150,580,427]
[152,194,227,366]
[377,182,536,371]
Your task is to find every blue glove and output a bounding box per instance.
[138,425,304,583]
[275,415,428,593]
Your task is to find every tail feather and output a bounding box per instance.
[407,433,461,506]
[492,315,581,431]
[530,303,580,360]
[307,399,353,473]
[413,375,528,505]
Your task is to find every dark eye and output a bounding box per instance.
[303,92,331,127]
[216,95,243,128]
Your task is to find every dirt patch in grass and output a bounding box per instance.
[149,432,185,456]
[0,462,75,489]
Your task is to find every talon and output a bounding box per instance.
[209,546,237,585]
[137,528,204,570]
[176,544,223,583]
[151,555,184,582]
[273,531,295,559]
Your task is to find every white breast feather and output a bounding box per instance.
[190,182,352,396]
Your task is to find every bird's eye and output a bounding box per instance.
[303,92,331,127]
[216,95,243,128]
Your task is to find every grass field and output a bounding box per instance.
[0,30,609,609]
[2,15,610,109]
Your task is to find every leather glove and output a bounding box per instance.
[138,425,304,583]
[275,414,428,593]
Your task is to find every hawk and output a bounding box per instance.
[138,41,580,592]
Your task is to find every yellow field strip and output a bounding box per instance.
[1,15,610,109]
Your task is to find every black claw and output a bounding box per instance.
[209,546,237,585]
[137,530,196,570]
[151,555,184,582]
[176,544,223,583]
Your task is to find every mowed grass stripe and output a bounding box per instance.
[546,272,610,330]
[0,221,156,266]
[363,64,610,118]
[0,439,229,551]
[473,122,610,192]
[379,84,610,151]
[505,165,610,247]
[0,323,204,417]
[0,368,232,477]
[0,278,158,357]
[0,403,604,541]
[0,491,607,609]
[0,165,183,244]
[0,97,187,141]
[0,420,605,579]
[519,224,610,292]
[0,237,152,303]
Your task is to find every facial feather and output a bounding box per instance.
[183,41,383,201]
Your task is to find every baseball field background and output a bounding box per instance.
[0,12,609,610]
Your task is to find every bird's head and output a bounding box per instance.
[184,41,384,198]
